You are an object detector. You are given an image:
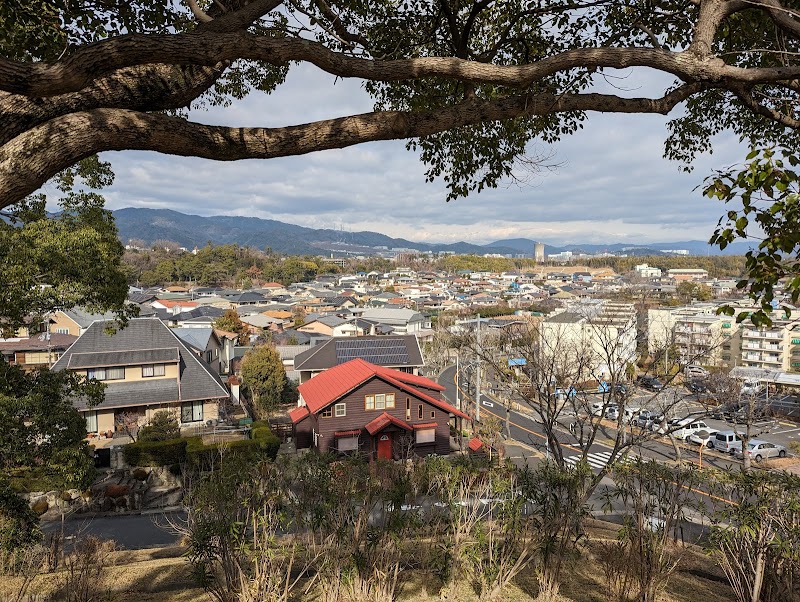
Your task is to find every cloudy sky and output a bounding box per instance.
[90,63,749,247]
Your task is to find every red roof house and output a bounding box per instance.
[291,358,469,459]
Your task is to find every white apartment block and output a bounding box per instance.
[739,319,800,372]
[634,263,662,278]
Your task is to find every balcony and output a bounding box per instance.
[743,330,783,339]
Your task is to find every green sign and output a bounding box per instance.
[722,322,731,328]
[792,338,800,345]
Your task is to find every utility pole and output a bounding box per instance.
[455,352,461,411]
[475,315,482,422]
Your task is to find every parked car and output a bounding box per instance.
[685,380,710,395]
[685,364,710,379]
[636,410,663,429]
[605,405,620,420]
[688,428,719,448]
[673,419,712,441]
[734,440,787,462]
[611,383,629,399]
[714,430,744,454]
[740,379,762,396]
[637,375,663,391]
[651,416,685,435]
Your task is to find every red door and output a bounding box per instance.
[377,434,392,460]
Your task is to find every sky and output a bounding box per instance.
[85,63,750,247]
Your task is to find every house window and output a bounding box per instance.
[88,367,125,381]
[321,407,333,418]
[431,410,435,419]
[376,394,386,410]
[386,393,395,409]
[335,403,346,417]
[338,437,358,452]
[84,411,98,433]
[205,350,214,364]
[365,395,375,410]
[142,364,166,378]
[416,428,435,444]
[55,328,70,335]
[418,405,423,419]
[406,398,411,420]
[181,400,203,423]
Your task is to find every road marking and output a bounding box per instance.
[563,450,615,470]
[481,400,494,408]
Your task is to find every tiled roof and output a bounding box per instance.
[364,412,412,435]
[298,358,468,419]
[52,318,229,408]
[67,347,179,369]
[172,328,215,352]
[468,437,484,452]
[0,332,76,352]
[73,379,180,410]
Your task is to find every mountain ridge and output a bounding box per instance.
[113,208,751,257]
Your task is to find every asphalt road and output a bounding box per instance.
[42,511,184,549]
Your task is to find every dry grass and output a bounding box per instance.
[0,523,734,602]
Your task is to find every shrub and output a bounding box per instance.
[138,411,180,442]
[52,446,97,490]
[251,427,281,461]
[0,477,41,551]
[123,439,187,467]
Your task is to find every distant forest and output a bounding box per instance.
[121,243,746,288]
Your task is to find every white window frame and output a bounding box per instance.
[334,403,346,417]
[376,394,386,410]
[386,393,395,409]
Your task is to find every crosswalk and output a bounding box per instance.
[562,450,635,471]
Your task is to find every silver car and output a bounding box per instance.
[734,439,788,462]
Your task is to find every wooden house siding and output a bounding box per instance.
[312,377,451,456]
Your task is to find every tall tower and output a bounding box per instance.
[534,242,545,262]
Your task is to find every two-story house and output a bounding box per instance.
[290,358,469,459]
[52,318,230,436]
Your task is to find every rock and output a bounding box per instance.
[31,499,49,515]
[105,484,129,498]
[100,497,112,512]
[132,468,148,481]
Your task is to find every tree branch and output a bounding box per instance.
[0,83,704,208]
[0,31,790,99]
[0,63,225,147]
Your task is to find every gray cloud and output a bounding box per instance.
[98,63,748,246]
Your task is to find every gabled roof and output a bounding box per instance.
[172,327,217,352]
[293,335,424,372]
[365,412,412,435]
[52,318,229,406]
[59,307,119,328]
[298,358,468,419]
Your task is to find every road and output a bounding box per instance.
[42,511,184,549]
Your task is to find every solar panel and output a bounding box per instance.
[335,338,410,365]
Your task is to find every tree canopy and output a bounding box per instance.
[3,0,800,211]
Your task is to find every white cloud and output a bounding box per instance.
[97,63,748,246]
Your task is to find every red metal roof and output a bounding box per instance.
[297,358,469,420]
[364,412,412,435]
[289,405,310,423]
[413,422,438,430]
[468,437,484,452]
[333,429,362,437]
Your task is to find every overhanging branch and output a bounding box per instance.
[0,83,703,208]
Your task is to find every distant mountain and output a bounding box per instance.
[112,208,522,256]
[113,208,754,257]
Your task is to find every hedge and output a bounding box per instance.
[123,425,281,469]
[122,439,188,467]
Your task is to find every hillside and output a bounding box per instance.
[112,208,521,256]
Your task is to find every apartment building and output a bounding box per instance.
[739,319,800,372]
[541,301,637,379]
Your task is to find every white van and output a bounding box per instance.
[622,407,641,423]
[741,379,762,396]
[714,430,743,454]
[673,420,711,441]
